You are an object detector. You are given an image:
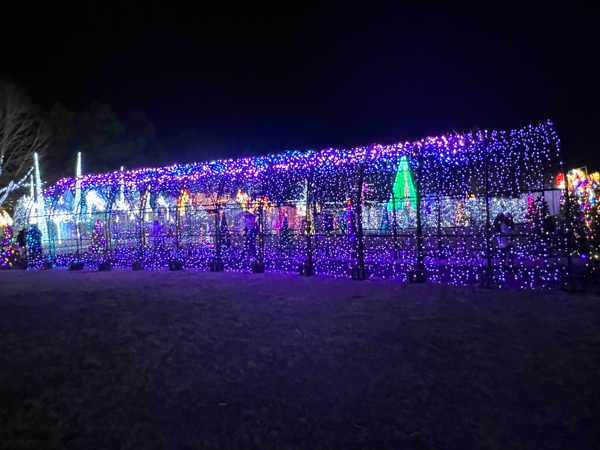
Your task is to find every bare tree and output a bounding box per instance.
[0,79,48,208]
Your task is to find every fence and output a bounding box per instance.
[19,120,575,288]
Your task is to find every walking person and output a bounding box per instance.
[248,225,258,259]
[17,228,27,260]
[495,212,515,269]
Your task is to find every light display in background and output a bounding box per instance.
[555,167,600,261]
[1,211,17,268]
[16,120,585,288]
[0,224,17,268]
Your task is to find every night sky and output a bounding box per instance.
[2,2,598,169]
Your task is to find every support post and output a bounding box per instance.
[103,215,110,266]
[139,189,149,264]
[300,169,315,276]
[437,170,443,259]
[75,188,84,262]
[169,196,183,271]
[484,136,492,288]
[563,174,573,276]
[351,145,373,280]
[415,156,424,271]
[209,207,225,272]
[175,201,180,256]
[392,191,398,260]
[75,222,80,259]
[356,169,365,273]
[215,209,222,261]
[251,203,266,273]
[210,178,226,272]
[258,204,264,263]
[408,152,426,283]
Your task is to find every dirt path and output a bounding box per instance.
[1,270,599,449]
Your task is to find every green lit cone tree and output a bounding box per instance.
[387,156,416,227]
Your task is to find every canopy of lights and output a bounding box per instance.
[14,120,578,288]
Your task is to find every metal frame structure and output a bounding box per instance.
[19,121,571,288]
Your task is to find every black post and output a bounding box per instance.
[351,145,373,279]
[258,204,264,263]
[175,202,180,257]
[302,169,315,276]
[437,195,442,257]
[250,202,266,273]
[210,178,227,271]
[45,209,55,260]
[563,174,573,275]
[215,208,222,262]
[437,164,443,258]
[306,199,312,267]
[104,189,115,257]
[75,221,80,258]
[105,188,118,261]
[392,191,398,260]
[76,192,83,258]
[104,215,110,262]
[106,215,112,254]
[484,136,492,288]
[356,165,365,272]
[415,156,424,271]
[140,194,148,263]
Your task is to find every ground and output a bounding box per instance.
[1,271,599,450]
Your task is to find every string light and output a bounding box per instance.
[17,120,575,288]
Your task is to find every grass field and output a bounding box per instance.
[1,270,599,449]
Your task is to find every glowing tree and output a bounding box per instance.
[561,195,587,256]
[387,156,416,213]
[26,224,43,268]
[1,225,18,268]
[455,199,468,226]
[386,156,418,228]
[89,219,106,254]
[525,194,538,223]
[539,196,551,223]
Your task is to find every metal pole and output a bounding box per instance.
[215,178,226,264]
[139,189,148,262]
[175,204,180,256]
[215,208,222,262]
[355,145,375,274]
[76,220,80,257]
[437,195,442,257]
[140,216,146,262]
[415,155,423,271]
[484,135,492,288]
[258,204,264,263]
[563,172,573,275]
[392,191,398,260]
[104,215,110,262]
[437,162,443,258]
[76,190,83,258]
[305,173,313,269]
[356,163,365,271]
[105,187,117,256]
